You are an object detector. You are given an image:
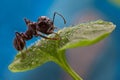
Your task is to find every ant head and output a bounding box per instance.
[37,16,50,22]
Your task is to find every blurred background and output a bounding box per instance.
[0,0,120,80]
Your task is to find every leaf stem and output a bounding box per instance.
[55,50,83,80]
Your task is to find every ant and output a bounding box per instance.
[13,12,66,52]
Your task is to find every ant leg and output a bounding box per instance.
[35,33,59,40]
[52,32,61,40]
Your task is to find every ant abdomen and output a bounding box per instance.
[14,32,26,51]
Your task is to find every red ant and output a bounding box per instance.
[13,12,66,51]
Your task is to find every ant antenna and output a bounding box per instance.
[53,12,66,24]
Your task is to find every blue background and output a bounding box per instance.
[0,0,120,80]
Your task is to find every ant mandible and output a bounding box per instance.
[14,12,66,51]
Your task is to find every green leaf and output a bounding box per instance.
[9,20,115,80]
